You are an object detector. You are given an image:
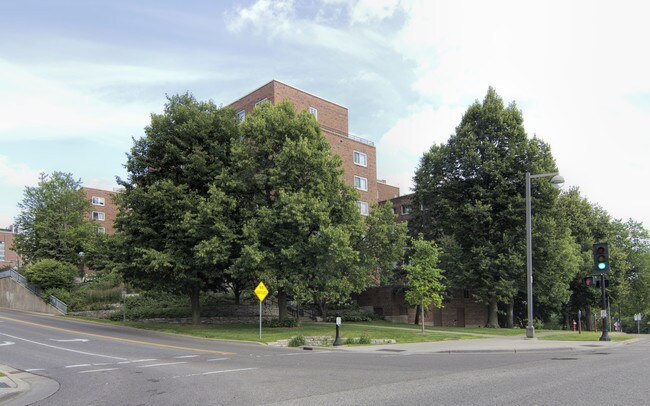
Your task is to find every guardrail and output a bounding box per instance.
[0,269,68,314]
[321,125,375,147]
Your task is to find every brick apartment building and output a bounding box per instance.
[83,187,119,235]
[0,226,19,269]
[230,80,399,214]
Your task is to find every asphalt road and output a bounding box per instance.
[1,308,648,405]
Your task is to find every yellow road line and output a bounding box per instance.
[0,315,234,355]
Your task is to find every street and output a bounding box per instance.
[1,308,648,405]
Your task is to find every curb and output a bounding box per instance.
[0,367,30,404]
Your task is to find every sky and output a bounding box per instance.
[1,0,649,230]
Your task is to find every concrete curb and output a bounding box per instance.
[0,365,59,406]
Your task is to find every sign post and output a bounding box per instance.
[254,282,269,339]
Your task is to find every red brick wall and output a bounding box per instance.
[0,229,19,268]
[83,187,119,235]
[377,181,400,203]
[354,286,488,328]
[388,193,414,222]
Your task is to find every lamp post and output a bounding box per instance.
[526,172,564,338]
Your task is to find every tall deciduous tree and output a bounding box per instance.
[412,88,565,327]
[403,235,445,332]
[115,93,238,324]
[359,202,409,285]
[14,172,93,266]
[232,101,369,321]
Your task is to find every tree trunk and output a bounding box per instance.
[506,300,514,328]
[421,302,425,333]
[585,308,593,331]
[277,288,288,322]
[190,285,201,325]
[486,297,500,328]
[414,305,421,325]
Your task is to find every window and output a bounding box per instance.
[353,151,367,167]
[356,201,369,216]
[0,241,4,261]
[91,196,105,206]
[354,176,368,191]
[96,227,106,233]
[309,106,318,119]
[255,98,268,106]
[237,110,245,123]
[401,205,412,215]
[92,211,105,221]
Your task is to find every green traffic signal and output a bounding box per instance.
[593,243,609,273]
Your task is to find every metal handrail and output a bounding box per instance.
[0,269,68,314]
[320,125,375,147]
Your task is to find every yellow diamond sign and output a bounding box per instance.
[254,282,269,302]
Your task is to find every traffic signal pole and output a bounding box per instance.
[599,273,611,341]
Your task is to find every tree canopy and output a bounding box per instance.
[411,87,578,327]
[14,171,93,266]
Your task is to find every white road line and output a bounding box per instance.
[173,355,199,359]
[140,361,187,368]
[0,332,127,361]
[92,363,110,366]
[207,358,230,362]
[130,359,158,363]
[173,368,257,378]
[202,368,257,375]
[65,364,92,368]
[79,368,120,374]
[25,369,46,372]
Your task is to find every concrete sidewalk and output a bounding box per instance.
[0,365,59,406]
[333,333,647,355]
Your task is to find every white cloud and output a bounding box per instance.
[349,0,402,24]
[0,155,42,187]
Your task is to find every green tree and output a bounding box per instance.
[14,172,94,265]
[232,101,369,320]
[359,202,409,285]
[114,93,239,324]
[24,258,78,291]
[412,88,565,327]
[403,235,445,332]
[556,187,611,330]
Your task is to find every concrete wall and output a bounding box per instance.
[0,277,63,315]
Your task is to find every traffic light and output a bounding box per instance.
[593,243,609,273]
[584,276,595,287]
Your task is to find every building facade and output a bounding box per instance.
[0,226,19,269]
[83,187,120,235]
[230,80,398,214]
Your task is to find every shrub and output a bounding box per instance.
[263,318,300,328]
[24,259,77,291]
[288,336,306,347]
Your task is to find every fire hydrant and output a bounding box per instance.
[572,319,577,331]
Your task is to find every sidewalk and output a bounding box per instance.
[333,333,647,355]
[0,365,59,406]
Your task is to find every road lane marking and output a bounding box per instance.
[79,368,120,374]
[65,364,92,368]
[141,361,187,368]
[0,341,15,346]
[0,332,127,360]
[0,316,234,355]
[49,339,89,343]
[25,369,46,372]
[174,355,199,359]
[173,368,256,378]
[207,358,230,362]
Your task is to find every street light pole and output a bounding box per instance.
[526,172,564,339]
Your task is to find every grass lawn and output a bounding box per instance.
[352,321,535,337]
[112,320,479,344]
[538,331,633,342]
